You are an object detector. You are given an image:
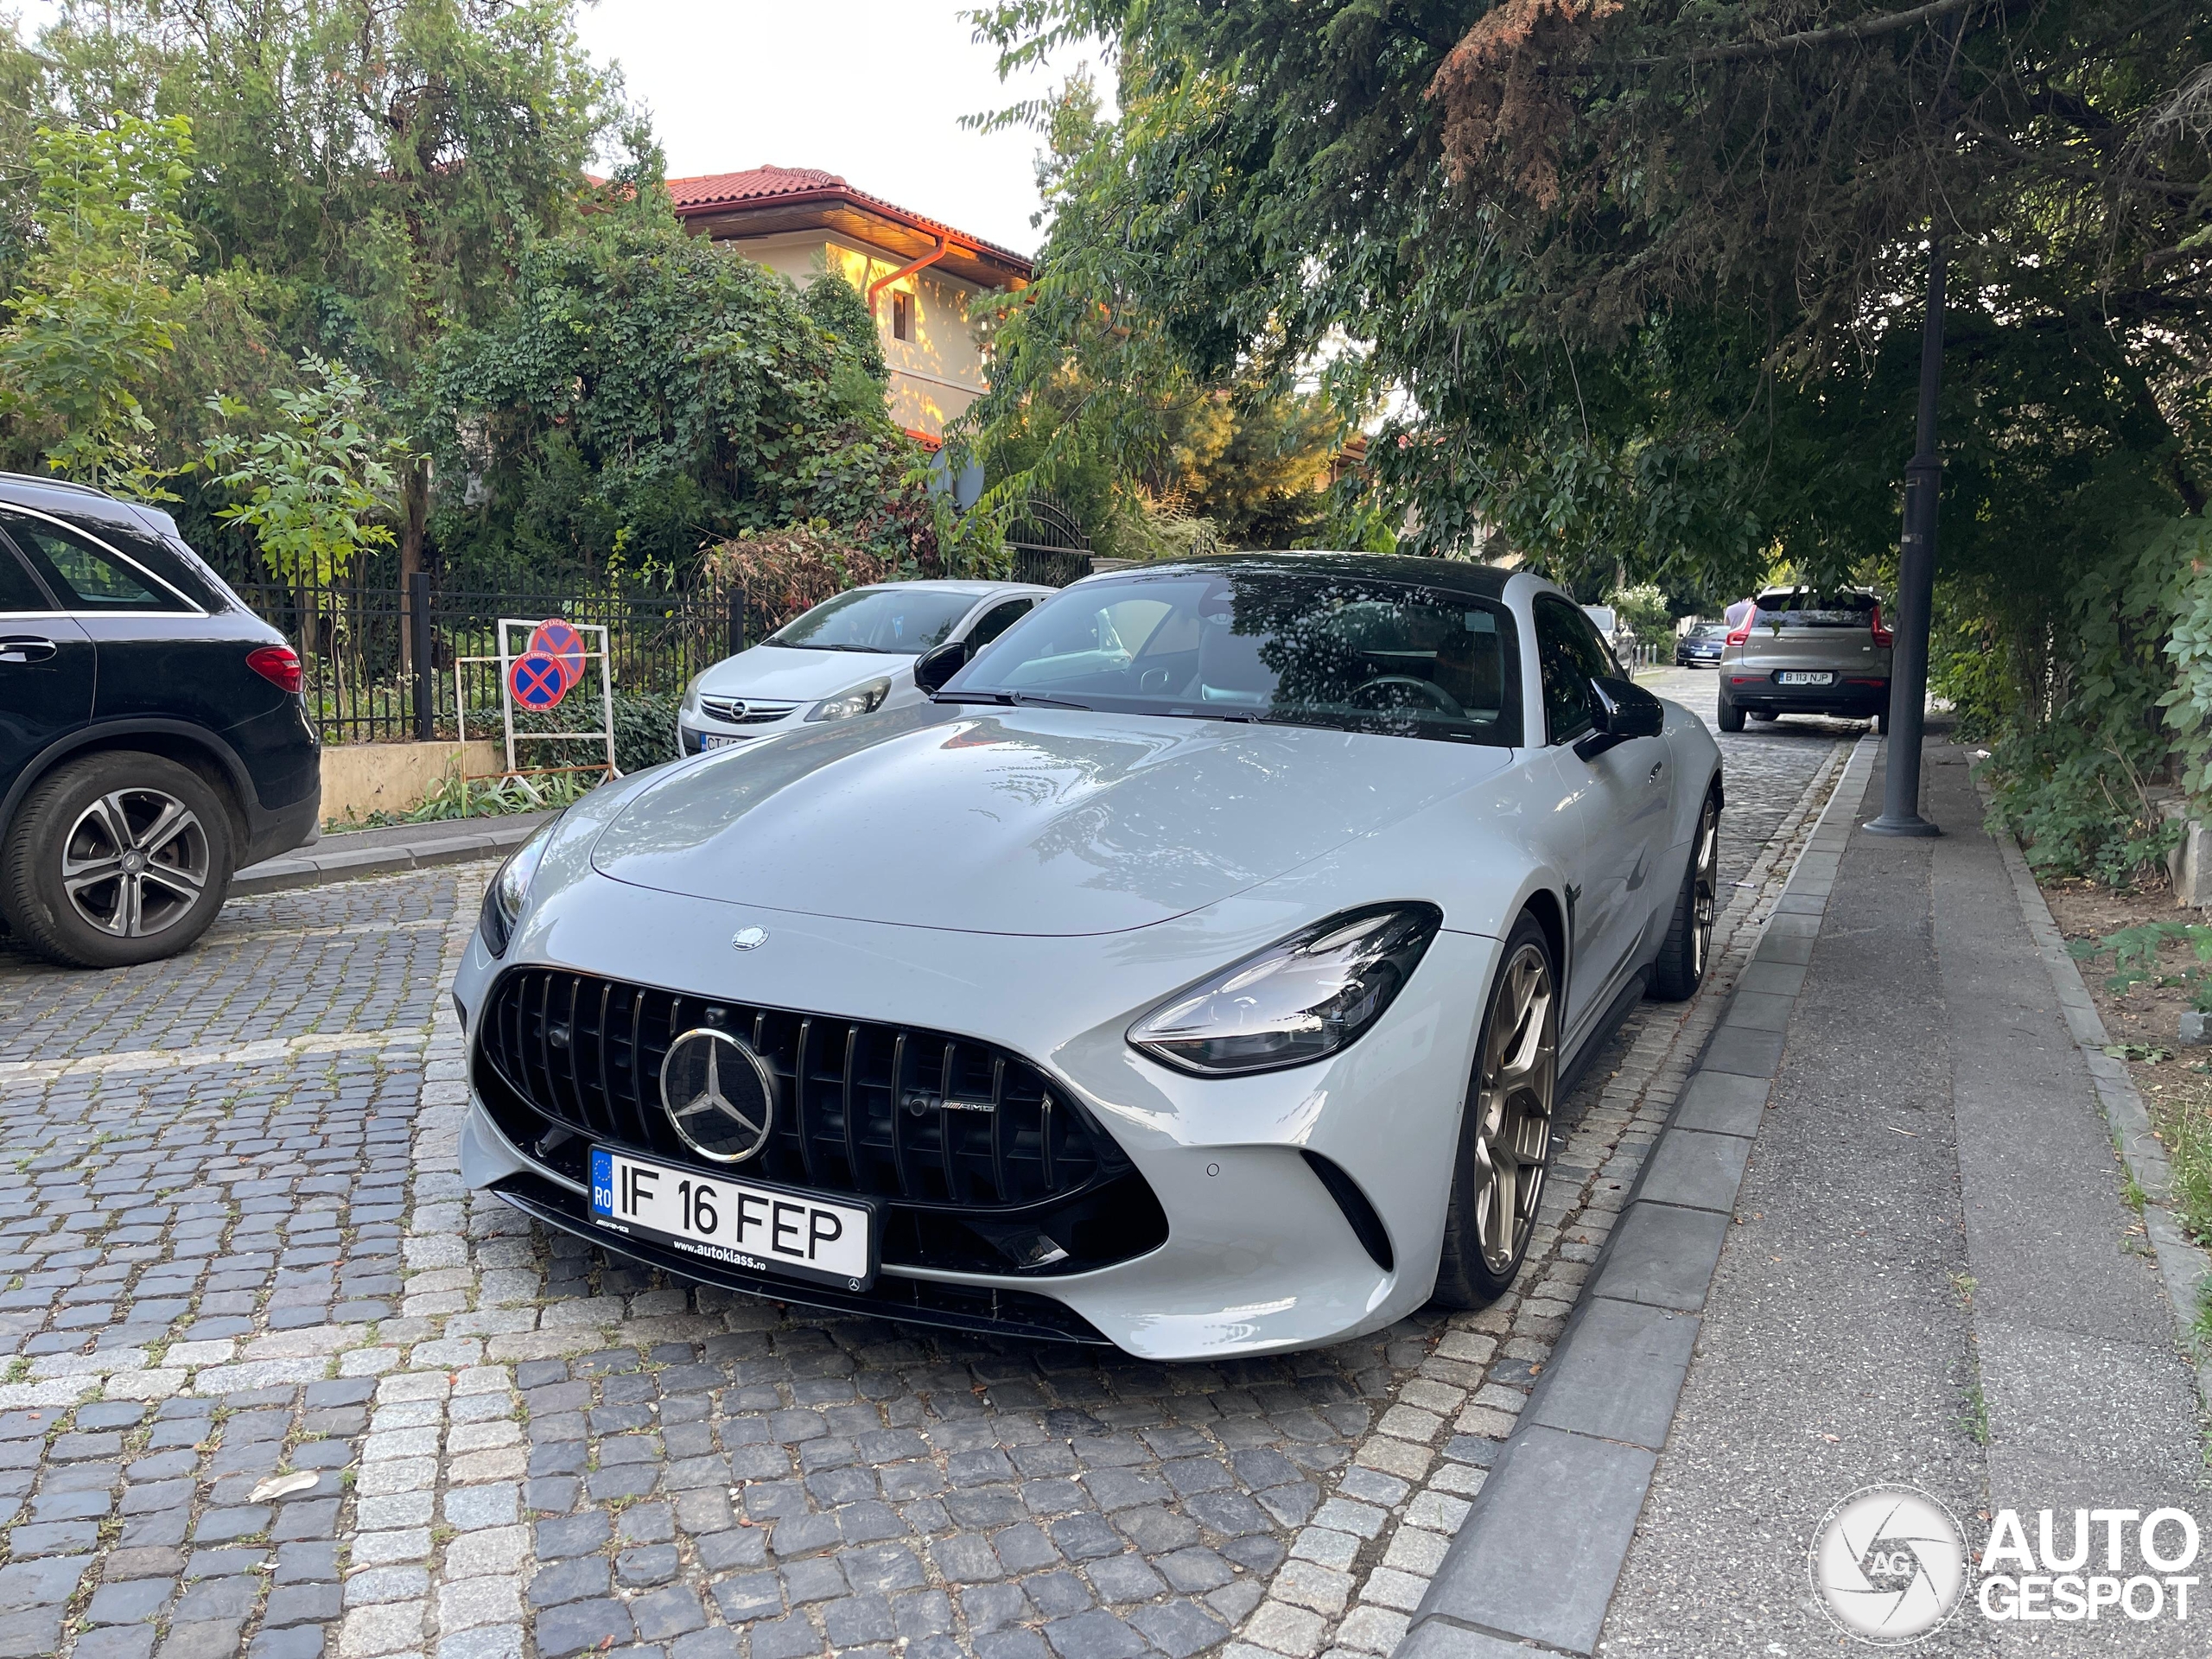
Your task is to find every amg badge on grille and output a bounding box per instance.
[659,1027,778,1163]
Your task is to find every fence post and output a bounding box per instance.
[410,573,434,742]
[727,588,747,658]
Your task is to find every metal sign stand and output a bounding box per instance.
[454,619,620,808]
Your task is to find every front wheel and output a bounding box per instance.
[1650,791,1719,1001]
[1433,916,1558,1308]
[1,752,234,968]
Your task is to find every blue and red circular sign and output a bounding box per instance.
[528,619,587,690]
[509,652,568,709]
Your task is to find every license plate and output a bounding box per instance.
[589,1148,875,1290]
[1777,671,1834,685]
[699,734,747,750]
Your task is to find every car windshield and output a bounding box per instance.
[938,566,1522,747]
[767,588,975,653]
[1690,624,1728,639]
[1753,592,1877,629]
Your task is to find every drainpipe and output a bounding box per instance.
[868,235,950,318]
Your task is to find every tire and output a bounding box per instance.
[1,752,234,969]
[1649,790,1719,1001]
[1433,914,1558,1308]
[1877,711,1890,735]
[1717,691,1745,733]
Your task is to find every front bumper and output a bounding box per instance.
[451,876,1498,1360]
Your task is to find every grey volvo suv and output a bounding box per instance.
[1717,587,1892,732]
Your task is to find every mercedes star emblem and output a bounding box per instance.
[659,1027,777,1163]
[731,925,769,950]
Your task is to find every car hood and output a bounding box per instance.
[694,645,916,702]
[590,702,1515,936]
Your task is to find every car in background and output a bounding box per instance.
[1675,622,1729,668]
[1579,604,1637,669]
[0,472,321,968]
[1718,586,1892,732]
[677,581,1054,756]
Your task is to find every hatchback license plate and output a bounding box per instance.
[1776,671,1834,686]
[699,734,747,750]
[589,1148,875,1290]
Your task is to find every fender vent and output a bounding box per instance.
[1302,1151,1394,1272]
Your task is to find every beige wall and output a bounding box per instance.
[321,740,505,826]
[725,232,991,437]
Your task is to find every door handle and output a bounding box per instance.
[0,636,57,664]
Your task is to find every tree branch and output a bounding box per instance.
[1601,0,1983,70]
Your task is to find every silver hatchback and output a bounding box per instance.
[1718,587,1892,731]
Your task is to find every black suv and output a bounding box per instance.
[0,473,320,968]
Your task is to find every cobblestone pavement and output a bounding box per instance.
[0,707,1846,1659]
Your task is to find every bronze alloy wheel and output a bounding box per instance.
[1471,938,1557,1276]
[1688,796,1719,982]
[61,786,211,939]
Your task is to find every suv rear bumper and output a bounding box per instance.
[1723,676,1888,718]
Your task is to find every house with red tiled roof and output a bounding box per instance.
[666,166,1032,442]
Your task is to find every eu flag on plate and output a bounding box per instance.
[590,1148,614,1216]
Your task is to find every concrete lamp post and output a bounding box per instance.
[1866,241,1947,839]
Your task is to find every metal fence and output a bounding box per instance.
[233,576,754,746]
[236,543,1100,747]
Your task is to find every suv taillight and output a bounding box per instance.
[247,644,303,694]
[1726,626,1750,645]
[1870,604,1894,647]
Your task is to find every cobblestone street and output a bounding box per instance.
[0,684,1857,1659]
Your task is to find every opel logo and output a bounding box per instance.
[731,925,769,950]
[659,1027,777,1163]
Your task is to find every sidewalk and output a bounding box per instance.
[232,810,553,896]
[1403,732,2207,1656]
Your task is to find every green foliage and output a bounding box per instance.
[0,114,200,496]
[431,212,943,589]
[201,356,410,585]
[2069,921,2212,1013]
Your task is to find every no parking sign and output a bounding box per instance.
[528,618,587,690]
[508,652,568,709]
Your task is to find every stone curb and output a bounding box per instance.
[232,817,543,896]
[1975,760,2212,1411]
[1402,733,1880,1656]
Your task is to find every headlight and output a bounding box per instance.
[1128,904,1443,1076]
[478,819,558,957]
[679,673,703,716]
[805,677,891,722]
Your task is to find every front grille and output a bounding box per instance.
[474,967,1167,1278]
[698,696,796,724]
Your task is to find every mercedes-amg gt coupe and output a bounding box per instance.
[454,554,1724,1360]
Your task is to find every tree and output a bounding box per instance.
[201,355,411,588]
[429,199,945,589]
[0,115,202,497]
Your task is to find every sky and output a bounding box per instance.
[574,0,1089,257]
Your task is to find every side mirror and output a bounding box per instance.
[1575,676,1665,759]
[914,639,969,696]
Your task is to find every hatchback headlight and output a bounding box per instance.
[478,819,558,957]
[1128,904,1443,1076]
[805,677,891,722]
[680,673,703,716]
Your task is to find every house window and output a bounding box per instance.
[892,289,914,342]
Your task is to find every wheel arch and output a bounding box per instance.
[1,721,255,850]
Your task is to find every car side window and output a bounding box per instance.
[0,511,186,613]
[967,598,1032,648]
[1534,595,1608,743]
[0,542,55,613]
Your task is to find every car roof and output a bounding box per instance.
[849,579,1053,598]
[1077,550,1515,601]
